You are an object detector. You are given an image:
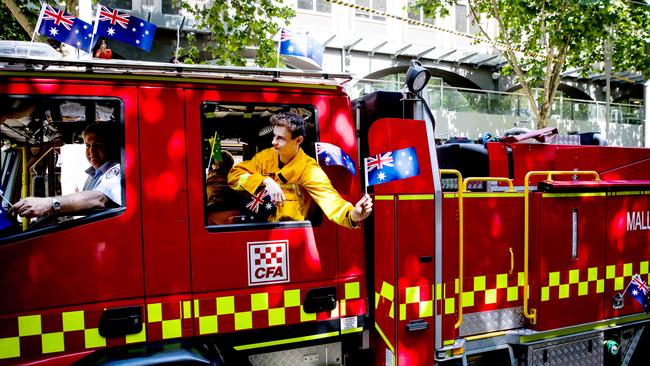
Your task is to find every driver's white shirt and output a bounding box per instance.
[83,161,122,206]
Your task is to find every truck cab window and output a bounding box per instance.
[201,102,322,229]
[0,96,124,238]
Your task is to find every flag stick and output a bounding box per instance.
[620,273,645,298]
[0,191,13,208]
[207,130,218,171]
[276,28,283,69]
[363,157,369,195]
[175,16,186,62]
[88,4,102,56]
[28,3,47,57]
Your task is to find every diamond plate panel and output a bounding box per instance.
[528,333,603,366]
[460,307,524,336]
[248,342,342,366]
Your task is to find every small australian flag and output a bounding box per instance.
[626,274,650,312]
[279,28,324,67]
[315,142,356,176]
[242,188,276,222]
[35,4,94,51]
[93,5,157,52]
[365,147,420,186]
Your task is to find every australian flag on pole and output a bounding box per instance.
[93,5,157,52]
[35,4,93,51]
[315,142,356,176]
[242,188,276,223]
[365,147,420,186]
[279,28,324,67]
[626,274,650,312]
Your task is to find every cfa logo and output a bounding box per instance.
[247,240,290,286]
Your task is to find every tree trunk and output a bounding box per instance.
[4,0,34,37]
[67,0,79,16]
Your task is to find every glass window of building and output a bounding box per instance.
[102,0,133,10]
[455,4,468,33]
[355,0,386,21]
[407,0,434,25]
[298,0,332,13]
[162,0,181,14]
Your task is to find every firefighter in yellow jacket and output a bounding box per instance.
[228,112,372,228]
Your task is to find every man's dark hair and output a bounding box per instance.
[82,122,119,161]
[270,112,306,139]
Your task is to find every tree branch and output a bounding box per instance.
[487,1,539,119]
[3,0,34,37]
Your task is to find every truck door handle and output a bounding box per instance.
[99,306,143,338]
[303,287,337,313]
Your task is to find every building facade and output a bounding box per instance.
[81,0,648,146]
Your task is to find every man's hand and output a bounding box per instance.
[9,197,52,219]
[263,177,286,205]
[351,194,373,223]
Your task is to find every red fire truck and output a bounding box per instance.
[1,55,649,365]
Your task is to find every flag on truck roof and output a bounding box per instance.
[279,28,324,68]
[315,142,356,176]
[364,147,420,186]
[93,5,157,52]
[35,4,93,51]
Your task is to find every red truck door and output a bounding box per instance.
[136,86,193,342]
[0,81,145,363]
[183,85,364,346]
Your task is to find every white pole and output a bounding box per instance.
[645,80,650,147]
[363,157,369,195]
[88,5,102,56]
[28,3,47,57]
[276,28,284,69]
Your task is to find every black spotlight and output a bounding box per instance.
[404,60,431,94]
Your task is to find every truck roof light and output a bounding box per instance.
[405,60,431,94]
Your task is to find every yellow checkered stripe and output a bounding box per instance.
[442,272,526,316]
[0,308,147,360]
[146,299,194,340]
[374,281,395,319]
[399,284,435,321]
[195,282,362,336]
[374,273,525,323]
[340,281,362,317]
[541,261,650,301]
[1,280,364,361]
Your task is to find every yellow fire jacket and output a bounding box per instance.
[228,147,357,229]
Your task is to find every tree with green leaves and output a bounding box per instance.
[1,0,41,41]
[415,0,650,129]
[179,0,294,67]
